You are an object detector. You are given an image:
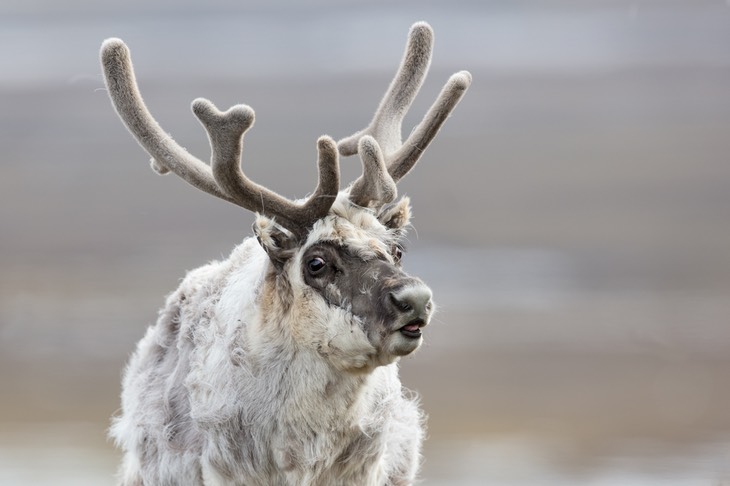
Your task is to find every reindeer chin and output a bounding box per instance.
[389,332,424,357]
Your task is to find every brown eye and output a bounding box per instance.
[308,257,326,275]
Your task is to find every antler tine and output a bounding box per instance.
[100,38,236,205]
[349,136,397,209]
[338,22,433,159]
[387,70,471,182]
[338,21,472,191]
[102,38,340,239]
[194,99,340,239]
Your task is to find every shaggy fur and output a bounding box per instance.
[102,21,470,486]
[111,195,426,485]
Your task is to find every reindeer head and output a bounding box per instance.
[101,22,470,371]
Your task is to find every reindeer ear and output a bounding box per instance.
[378,196,411,230]
[253,216,298,269]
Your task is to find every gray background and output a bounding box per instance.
[1,1,730,484]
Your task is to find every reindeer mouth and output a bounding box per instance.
[398,319,424,339]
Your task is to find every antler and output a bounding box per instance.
[340,22,471,207]
[100,38,339,240]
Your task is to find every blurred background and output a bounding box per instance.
[1,0,729,484]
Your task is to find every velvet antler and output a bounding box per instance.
[100,38,339,240]
[340,22,471,208]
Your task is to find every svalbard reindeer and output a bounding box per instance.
[101,21,470,486]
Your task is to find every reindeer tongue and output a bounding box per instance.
[402,323,420,332]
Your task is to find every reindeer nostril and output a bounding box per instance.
[390,293,412,313]
[390,284,432,317]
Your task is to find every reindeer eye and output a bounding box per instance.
[307,257,326,275]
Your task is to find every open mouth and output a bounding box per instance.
[399,319,424,339]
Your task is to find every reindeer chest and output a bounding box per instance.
[269,422,387,484]
[202,402,389,485]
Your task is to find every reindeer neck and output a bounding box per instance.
[246,337,375,428]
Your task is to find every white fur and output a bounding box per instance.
[111,196,425,485]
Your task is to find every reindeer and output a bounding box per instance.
[101,22,470,485]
